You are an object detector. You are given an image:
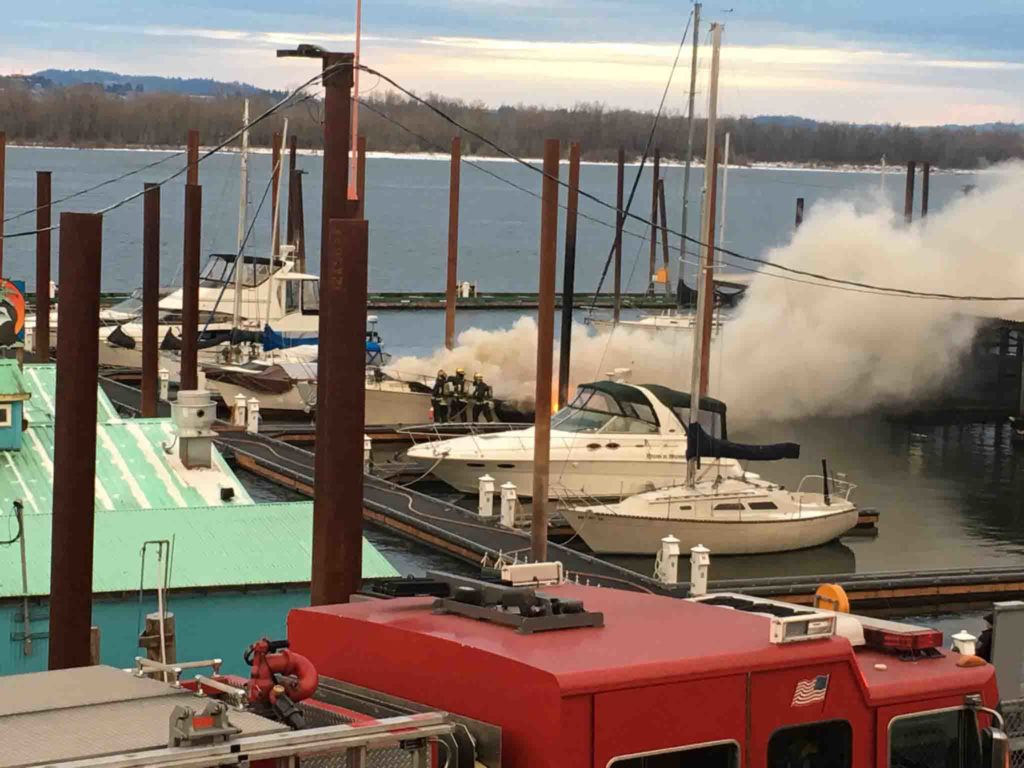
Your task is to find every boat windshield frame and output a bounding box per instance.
[199,253,284,289]
[551,386,660,435]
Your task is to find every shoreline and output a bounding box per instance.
[4,141,982,174]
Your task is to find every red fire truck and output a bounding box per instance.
[1,568,1014,767]
[288,571,1009,768]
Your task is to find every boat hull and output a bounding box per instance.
[425,456,728,500]
[560,504,860,555]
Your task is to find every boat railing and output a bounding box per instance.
[795,474,857,501]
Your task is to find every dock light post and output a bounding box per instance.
[49,212,103,670]
[689,544,710,597]
[478,475,495,518]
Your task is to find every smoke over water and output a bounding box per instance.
[389,166,1024,425]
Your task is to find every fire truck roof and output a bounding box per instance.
[292,582,994,702]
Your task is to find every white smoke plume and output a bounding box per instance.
[389,165,1024,425]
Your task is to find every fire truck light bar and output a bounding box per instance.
[863,627,943,652]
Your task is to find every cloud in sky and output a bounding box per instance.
[6,0,1024,124]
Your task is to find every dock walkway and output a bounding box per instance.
[101,378,1024,611]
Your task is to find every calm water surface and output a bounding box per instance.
[9,147,1015,591]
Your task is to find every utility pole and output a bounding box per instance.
[679,2,701,299]
[686,21,722,488]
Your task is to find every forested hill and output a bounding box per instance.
[0,73,1020,169]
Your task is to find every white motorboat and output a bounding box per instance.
[405,380,743,499]
[97,249,321,370]
[561,472,859,555]
[205,358,433,426]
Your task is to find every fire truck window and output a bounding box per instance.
[768,720,851,768]
[610,741,738,767]
[889,709,982,768]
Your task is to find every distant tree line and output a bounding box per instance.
[1,77,1021,169]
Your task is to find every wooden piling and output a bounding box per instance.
[531,139,560,563]
[356,135,367,221]
[558,142,581,409]
[904,161,916,224]
[795,197,805,228]
[311,219,368,604]
[180,184,201,391]
[445,135,461,350]
[34,172,51,363]
[186,130,199,186]
[614,147,624,324]
[921,162,930,218]
[141,183,160,416]
[49,212,102,670]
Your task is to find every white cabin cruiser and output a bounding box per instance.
[406,381,744,499]
[98,249,320,370]
[203,319,433,426]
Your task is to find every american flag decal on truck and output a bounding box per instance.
[792,675,829,706]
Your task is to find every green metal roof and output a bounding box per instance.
[20,364,119,424]
[0,363,400,596]
[0,501,397,598]
[0,362,30,402]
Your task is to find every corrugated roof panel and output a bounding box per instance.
[20,364,118,424]
[0,501,397,597]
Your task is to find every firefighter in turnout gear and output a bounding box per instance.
[449,368,469,423]
[431,369,451,423]
[470,373,495,423]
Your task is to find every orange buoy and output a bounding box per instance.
[814,583,850,614]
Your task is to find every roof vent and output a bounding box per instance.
[171,389,216,468]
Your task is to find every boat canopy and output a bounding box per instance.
[553,382,661,434]
[200,253,285,289]
[641,383,728,439]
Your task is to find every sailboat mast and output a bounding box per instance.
[348,0,362,201]
[718,131,730,248]
[233,99,250,331]
[685,21,722,487]
[679,3,701,297]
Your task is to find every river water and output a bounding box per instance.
[5,146,1016,598]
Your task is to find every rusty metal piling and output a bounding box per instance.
[657,178,670,294]
[311,219,368,603]
[531,139,560,563]
[180,184,201,391]
[445,136,461,350]
[34,172,51,362]
[186,129,199,186]
[48,212,102,670]
[904,161,916,224]
[649,149,660,289]
[921,162,930,218]
[795,197,805,228]
[558,142,581,409]
[142,183,160,416]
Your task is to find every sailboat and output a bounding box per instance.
[560,23,859,556]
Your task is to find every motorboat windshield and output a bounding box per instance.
[199,254,283,288]
[551,385,660,435]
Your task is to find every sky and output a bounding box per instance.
[3,0,1023,125]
